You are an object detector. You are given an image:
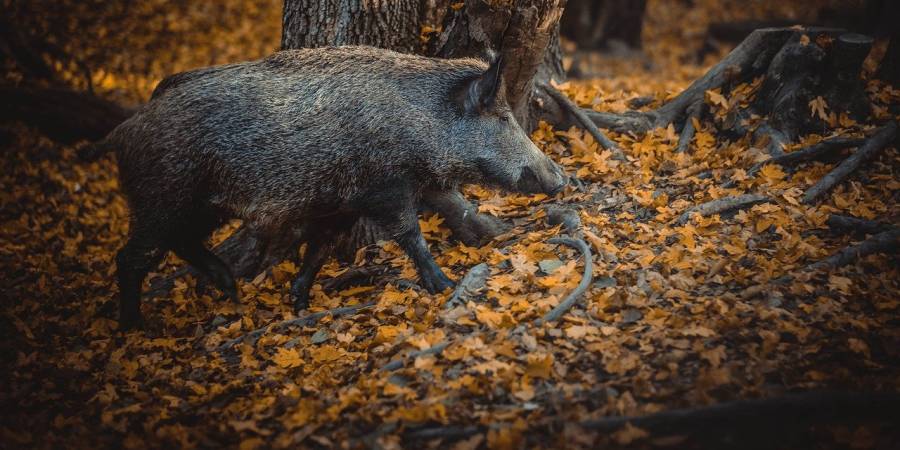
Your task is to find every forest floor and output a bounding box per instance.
[3,6,900,450]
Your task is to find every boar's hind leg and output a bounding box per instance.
[116,230,166,330]
[172,241,239,302]
[373,207,454,294]
[290,224,336,312]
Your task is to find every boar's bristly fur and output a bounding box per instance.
[105,46,566,330]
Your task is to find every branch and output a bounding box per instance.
[675,194,770,225]
[382,236,593,371]
[444,263,490,310]
[540,83,626,159]
[213,302,375,352]
[802,121,898,204]
[534,237,593,326]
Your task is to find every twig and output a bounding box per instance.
[627,95,655,109]
[534,237,593,326]
[675,194,770,225]
[540,83,626,159]
[382,236,593,371]
[802,121,898,204]
[381,341,450,371]
[213,302,375,352]
[444,263,491,310]
[675,101,703,153]
[405,425,480,441]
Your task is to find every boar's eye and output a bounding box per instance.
[499,114,510,123]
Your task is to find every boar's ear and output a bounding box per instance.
[460,52,504,114]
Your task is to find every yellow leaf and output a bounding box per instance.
[271,347,302,369]
[705,89,728,108]
[808,96,828,121]
[525,353,554,379]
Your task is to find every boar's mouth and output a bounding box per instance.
[515,164,566,195]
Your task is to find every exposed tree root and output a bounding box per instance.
[382,236,593,371]
[553,27,880,185]
[579,390,900,435]
[804,227,900,272]
[826,214,892,236]
[742,223,900,299]
[753,123,789,157]
[675,194,770,226]
[802,121,898,204]
[744,136,866,179]
[214,301,375,352]
[575,28,797,137]
[541,83,625,159]
[582,109,654,135]
[675,101,703,153]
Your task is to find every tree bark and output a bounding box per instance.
[281,0,425,54]
[427,0,567,129]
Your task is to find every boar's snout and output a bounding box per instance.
[516,159,566,195]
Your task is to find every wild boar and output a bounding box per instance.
[98,46,567,329]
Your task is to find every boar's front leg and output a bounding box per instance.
[372,204,454,294]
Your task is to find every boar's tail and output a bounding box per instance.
[77,138,116,162]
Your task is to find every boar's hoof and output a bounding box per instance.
[290,287,311,313]
[420,271,455,294]
[221,285,241,303]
